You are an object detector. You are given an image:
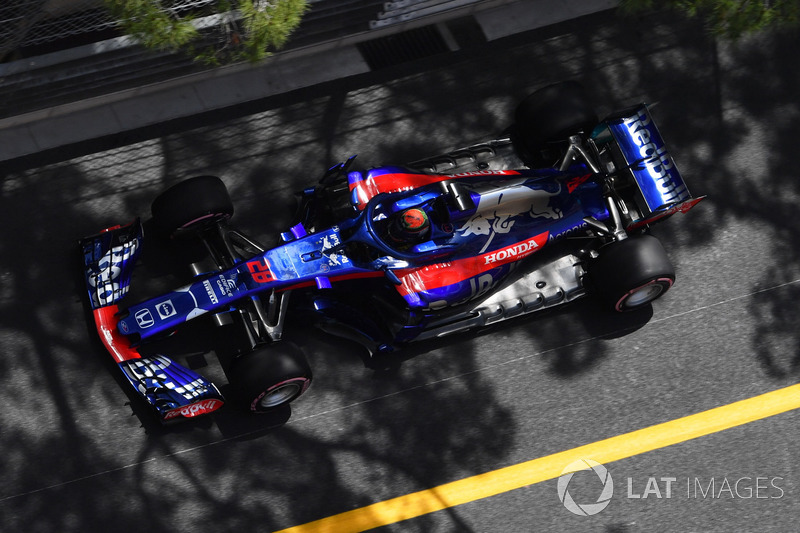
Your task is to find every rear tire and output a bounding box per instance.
[151,175,234,236]
[228,343,312,413]
[514,81,597,164]
[588,235,675,312]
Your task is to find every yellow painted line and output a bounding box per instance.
[275,383,800,532]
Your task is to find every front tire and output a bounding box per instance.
[228,343,312,413]
[588,235,675,312]
[151,175,234,236]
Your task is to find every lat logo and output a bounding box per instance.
[557,459,614,516]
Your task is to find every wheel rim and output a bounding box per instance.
[619,280,670,310]
[257,381,303,409]
[624,284,663,307]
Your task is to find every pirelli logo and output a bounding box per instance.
[203,280,219,305]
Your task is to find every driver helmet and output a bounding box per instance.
[388,207,431,243]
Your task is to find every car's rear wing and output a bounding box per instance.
[80,221,224,423]
[594,104,705,229]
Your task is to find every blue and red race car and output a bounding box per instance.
[80,82,703,423]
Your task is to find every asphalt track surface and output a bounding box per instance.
[2,9,800,533]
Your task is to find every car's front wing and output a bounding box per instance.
[80,220,225,423]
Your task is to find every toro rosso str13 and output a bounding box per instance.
[80,82,703,423]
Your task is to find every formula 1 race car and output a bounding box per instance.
[80,82,703,423]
